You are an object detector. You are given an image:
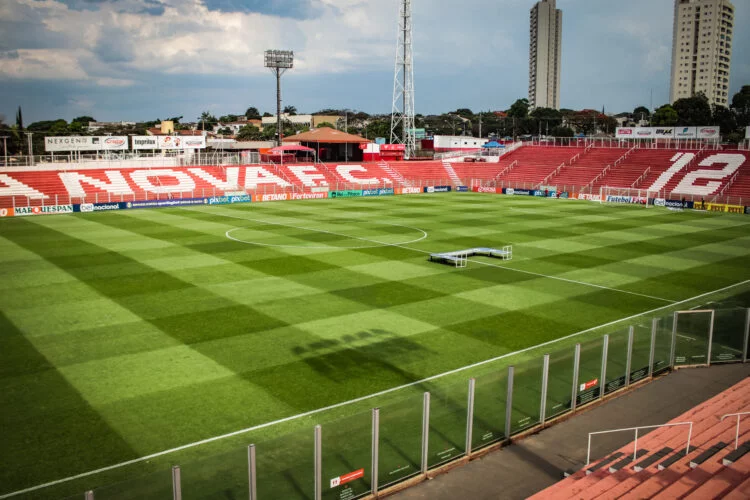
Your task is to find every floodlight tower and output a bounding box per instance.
[390,0,416,159]
[264,50,294,146]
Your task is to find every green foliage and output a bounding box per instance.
[651,105,679,126]
[72,116,95,125]
[218,114,241,123]
[198,111,217,129]
[316,122,335,129]
[262,112,273,117]
[673,93,711,126]
[245,107,262,120]
[551,126,574,137]
[711,105,736,134]
[283,105,297,115]
[731,85,750,128]
[235,125,263,141]
[633,106,650,120]
[507,99,529,119]
[15,106,23,130]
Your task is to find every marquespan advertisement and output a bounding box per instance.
[13,205,74,216]
[45,136,128,152]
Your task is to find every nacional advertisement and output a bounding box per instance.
[45,136,128,152]
[75,202,126,212]
[455,186,469,192]
[424,186,451,193]
[654,198,666,207]
[13,205,74,216]
[665,199,694,209]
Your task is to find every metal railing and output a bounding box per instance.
[720,412,750,450]
[586,422,693,466]
[631,167,651,188]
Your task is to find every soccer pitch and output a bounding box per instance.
[2,193,750,498]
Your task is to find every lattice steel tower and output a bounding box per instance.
[390,0,416,159]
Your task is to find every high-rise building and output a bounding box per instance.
[529,0,562,110]
[670,0,734,107]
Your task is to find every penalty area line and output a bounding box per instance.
[3,278,748,500]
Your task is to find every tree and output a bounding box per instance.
[730,85,750,128]
[711,105,737,135]
[167,115,183,124]
[72,115,95,125]
[245,107,261,120]
[507,99,529,119]
[283,105,297,115]
[551,126,574,137]
[235,125,263,141]
[316,122,335,129]
[673,93,711,125]
[219,114,241,123]
[651,104,679,126]
[633,106,650,123]
[262,112,273,117]
[217,127,233,136]
[15,106,23,130]
[198,111,217,130]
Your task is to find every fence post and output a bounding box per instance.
[421,392,430,474]
[670,311,678,368]
[599,335,609,399]
[743,308,749,363]
[505,366,514,440]
[171,465,181,500]
[466,378,475,455]
[314,425,322,500]
[371,408,380,495]
[707,310,715,366]
[571,344,581,412]
[248,444,257,500]
[84,491,94,500]
[540,354,550,424]
[649,318,658,377]
[625,326,634,386]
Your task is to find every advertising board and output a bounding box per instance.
[14,205,74,216]
[330,190,362,198]
[45,136,128,152]
[455,186,469,192]
[400,187,422,194]
[131,136,159,150]
[424,186,451,193]
[127,198,209,209]
[362,188,395,197]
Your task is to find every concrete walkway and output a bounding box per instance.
[389,364,750,500]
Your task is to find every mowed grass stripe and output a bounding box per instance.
[1,194,749,497]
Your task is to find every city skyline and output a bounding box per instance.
[1,0,749,124]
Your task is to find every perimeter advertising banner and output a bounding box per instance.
[45,136,128,152]
[615,126,719,140]
[362,188,395,197]
[13,205,74,216]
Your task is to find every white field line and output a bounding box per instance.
[2,274,748,499]
[199,207,675,304]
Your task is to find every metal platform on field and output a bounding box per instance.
[429,246,512,268]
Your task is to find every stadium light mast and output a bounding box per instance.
[390,0,416,159]
[264,50,294,147]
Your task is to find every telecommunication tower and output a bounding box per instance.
[390,0,416,159]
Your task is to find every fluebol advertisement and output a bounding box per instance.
[45,136,128,152]
[14,205,74,216]
[605,195,647,205]
[362,188,395,197]
[330,190,362,198]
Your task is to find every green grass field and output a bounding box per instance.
[2,193,750,499]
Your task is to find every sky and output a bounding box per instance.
[0,0,748,124]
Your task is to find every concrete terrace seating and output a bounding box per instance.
[551,148,628,190]
[495,146,583,187]
[530,377,750,499]
[591,149,695,193]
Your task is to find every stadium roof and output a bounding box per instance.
[283,128,370,144]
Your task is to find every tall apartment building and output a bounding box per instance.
[670,0,734,107]
[529,0,562,110]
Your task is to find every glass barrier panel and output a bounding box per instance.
[427,381,467,469]
[322,411,372,500]
[652,314,673,375]
[711,308,747,364]
[255,426,314,500]
[545,348,574,420]
[91,467,173,499]
[576,338,603,407]
[472,370,507,451]
[510,357,543,434]
[181,447,247,499]
[630,323,652,383]
[674,311,712,366]
[604,329,628,395]
[378,394,422,489]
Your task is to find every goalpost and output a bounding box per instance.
[601,187,657,208]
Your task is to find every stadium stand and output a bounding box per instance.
[530,377,750,499]
[2,147,750,208]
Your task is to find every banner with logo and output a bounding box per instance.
[616,128,635,138]
[705,203,744,214]
[131,136,159,150]
[152,135,206,150]
[0,208,13,217]
[473,186,500,194]
[665,199,693,209]
[14,205,74,216]
[74,202,127,212]
[653,128,675,139]
[697,127,720,140]
[257,192,327,202]
[745,206,750,215]
[362,188,395,197]
[455,186,469,192]
[127,198,209,209]
[208,195,252,205]
[45,136,128,152]
[577,193,602,201]
[675,127,697,139]
[330,190,362,198]
[400,187,422,194]
[424,186,451,193]
[654,198,666,207]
